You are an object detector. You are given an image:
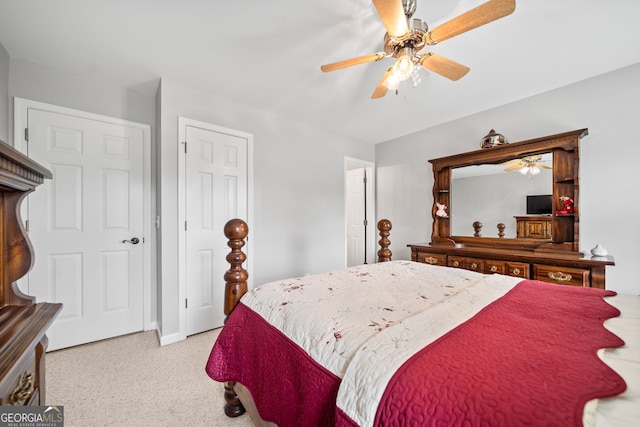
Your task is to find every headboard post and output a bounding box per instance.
[377,219,392,262]
[223,218,249,319]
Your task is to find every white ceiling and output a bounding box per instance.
[1,0,639,144]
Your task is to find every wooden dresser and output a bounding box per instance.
[408,243,613,289]
[410,129,614,289]
[0,140,62,405]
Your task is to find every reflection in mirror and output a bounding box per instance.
[450,153,552,238]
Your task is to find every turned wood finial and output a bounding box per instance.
[223,218,249,319]
[497,223,506,238]
[222,218,249,418]
[377,219,392,262]
[472,221,483,237]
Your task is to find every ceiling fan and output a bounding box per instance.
[320,0,516,99]
[503,155,551,177]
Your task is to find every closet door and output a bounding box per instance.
[182,121,248,336]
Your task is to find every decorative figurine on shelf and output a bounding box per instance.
[590,244,608,257]
[480,129,508,149]
[435,202,449,218]
[555,195,574,215]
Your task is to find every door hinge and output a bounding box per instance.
[363,219,368,226]
[24,219,29,232]
[183,141,187,153]
[363,176,367,184]
[24,128,29,142]
[185,221,187,231]
[185,298,188,309]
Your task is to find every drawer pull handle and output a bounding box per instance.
[548,271,572,282]
[452,260,460,267]
[490,265,498,272]
[11,371,34,405]
[512,268,521,275]
[470,263,478,270]
[424,256,438,265]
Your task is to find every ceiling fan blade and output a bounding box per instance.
[419,53,470,81]
[372,0,409,39]
[321,52,387,72]
[505,164,524,172]
[424,0,516,45]
[371,68,394,99]
[539,164,552,169]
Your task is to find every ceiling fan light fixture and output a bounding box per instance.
[391,47,415,81]
[519,165,541,178]
[323,0,517,99]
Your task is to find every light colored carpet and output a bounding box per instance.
[46,329,255,427]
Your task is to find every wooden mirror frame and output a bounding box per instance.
[429,129,588,254]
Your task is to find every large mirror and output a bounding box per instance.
[450,153,553,238]
[429,129,586,254]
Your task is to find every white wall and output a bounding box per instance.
[157,78,375,337]
[7,59,155,136]
[376,63,640,295]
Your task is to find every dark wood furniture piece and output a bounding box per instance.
[0,140,62,405]
[408,129,614,289]
[514,215,552,239]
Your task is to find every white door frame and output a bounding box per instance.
[177,117,254,342]
[344,157,376,266]
[13,97,153,332]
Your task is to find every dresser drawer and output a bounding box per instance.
[534,264,590,287]
[0,350,37,406]
[506,262,530,279]
[448,256,484,273]
[464,257,484,273]
[448,256,464,269]
[484,260,506,274]
[483,260,530,278]
[416,252,447,266]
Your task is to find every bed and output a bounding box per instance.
[206,219,640,426]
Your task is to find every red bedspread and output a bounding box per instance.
[206,302,342,426]
[206,280,626,427]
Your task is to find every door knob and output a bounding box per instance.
[122,237,140,244]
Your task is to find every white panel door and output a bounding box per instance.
[347,168,367,266]
[185,125,247,336]
[25,108,145,350]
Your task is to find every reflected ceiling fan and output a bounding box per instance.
[503,155,551,177]
[320,0,516,99]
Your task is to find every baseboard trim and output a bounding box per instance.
[157,329,184,346]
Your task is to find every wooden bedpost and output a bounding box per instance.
[223,218,249,319]
[223,218,248,417]
[377,219,392,262]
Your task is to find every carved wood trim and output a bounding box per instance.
[430,129,587,172]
